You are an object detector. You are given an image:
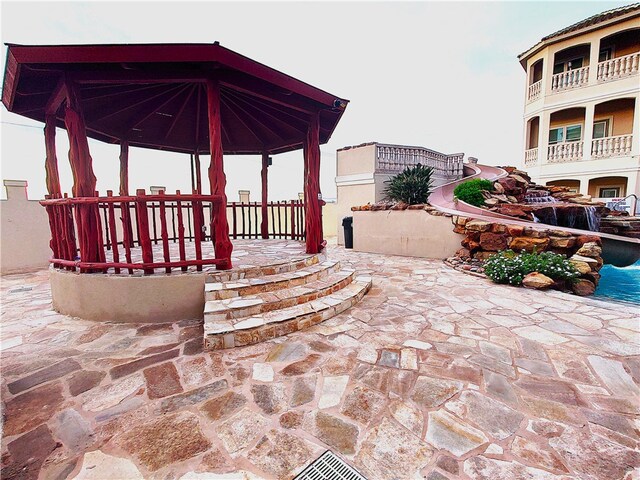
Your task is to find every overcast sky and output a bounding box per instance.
[0,1,629,200]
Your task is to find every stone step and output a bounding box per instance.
[204,269,356,321]
[204,261,341,301]
[205,251,325,283]
[204,276,372,350]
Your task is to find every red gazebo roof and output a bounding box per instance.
[2,42,349,155]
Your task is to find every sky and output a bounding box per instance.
[0,1,631,201]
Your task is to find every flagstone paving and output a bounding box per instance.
[1,243,640,479]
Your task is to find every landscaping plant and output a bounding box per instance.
[483,250,580,286]
[383,163,434,205]
[453,179,494,207]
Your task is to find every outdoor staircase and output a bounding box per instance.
[203,252,372,350]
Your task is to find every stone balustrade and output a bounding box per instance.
[527,80,541,102]
[524,148,538,167]
[591,134,634,159]
[551,66,589,92]
[548,141,583,163]
[597,52,640,82]
[375,143,464,178]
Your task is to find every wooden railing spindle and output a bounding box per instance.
[106,190,121,273]
[135,189,154,274]
[158,190,171,273]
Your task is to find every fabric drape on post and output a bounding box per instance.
[64,83,105,269]
[206,79,233,270]
[304,112,323,254]
[119,141,129,196]
[261,152,269,239]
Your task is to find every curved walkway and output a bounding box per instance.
[1,244,639,479]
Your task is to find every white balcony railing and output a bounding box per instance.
[375,143,464,178]
[548,141,583,163]
[591,134,633,158]
[597,52,640,82]
[551,66,589,92]
[527,80,541,102]
[524,148,538,167]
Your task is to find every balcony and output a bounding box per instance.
[597,52,640,82]
[550,66,589,92]
[524,148,538,167]
[591,134,634,159]
[548,141,583,163]
[527,80,542,103]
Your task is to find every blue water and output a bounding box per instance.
[594,260,640,304]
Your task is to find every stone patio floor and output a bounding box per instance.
[1,243,639,480]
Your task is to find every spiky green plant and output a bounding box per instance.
[383,163,434,205]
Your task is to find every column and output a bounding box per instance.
[583,103,595,162]
[206,78,233,270]
[194,151,202,194]
[44,115,61,197]
[632,95,640,158]
[538,110,551,165]
[260,152,269,239]
[63,81,105,268]
[588,39,600,86]
[119,141,129,196]
[304,112,323,254]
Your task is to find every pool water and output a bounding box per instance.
[594,260,640,304]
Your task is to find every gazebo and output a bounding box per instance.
[2,42,349,274]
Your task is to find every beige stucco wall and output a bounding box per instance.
[336,183,376,245]
[353,210,463,259]
[594,99,635,135]
[0,180,52,275]
[50,267,205,322]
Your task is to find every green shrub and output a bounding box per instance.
[383,163,434,205]
[483,250,580,286]
[453,179,494,207]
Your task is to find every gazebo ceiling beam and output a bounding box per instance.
[69,71,208,84]
[164,84,196,141]
[44,77,68,115]
[89,83,185,124]
[220,92,286,142]
[220,79,318,115]
[219,95,264,147]
[223,89,307,135]
[125,84,191,133]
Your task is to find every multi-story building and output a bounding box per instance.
[519,3,640,205]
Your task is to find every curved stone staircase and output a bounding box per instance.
[203,252,372,350]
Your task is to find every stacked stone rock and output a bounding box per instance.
[475,167,612,223]
[450,217,604,296]
[351,203,450,216]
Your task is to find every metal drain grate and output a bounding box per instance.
[295,450,368,480]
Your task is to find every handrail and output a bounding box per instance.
[41,190,229,274]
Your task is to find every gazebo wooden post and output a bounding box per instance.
[194,151,202,194]
[304,112,324,254]
[119,141,129,196]
[63,80,106,271]
[260,152,269,239]
[119,140,134,248]
[44,115,62,197]
[205,78,233,270]
[44,115,62,266]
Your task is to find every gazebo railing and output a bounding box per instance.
[41,190,226,274]
[41,191,307,275]
[228,201,305,240]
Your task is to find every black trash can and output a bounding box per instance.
[342,216,353,249]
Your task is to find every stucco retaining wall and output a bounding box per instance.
[50,267,206,322]
[0,180,51,274]
[353,210,464,259]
